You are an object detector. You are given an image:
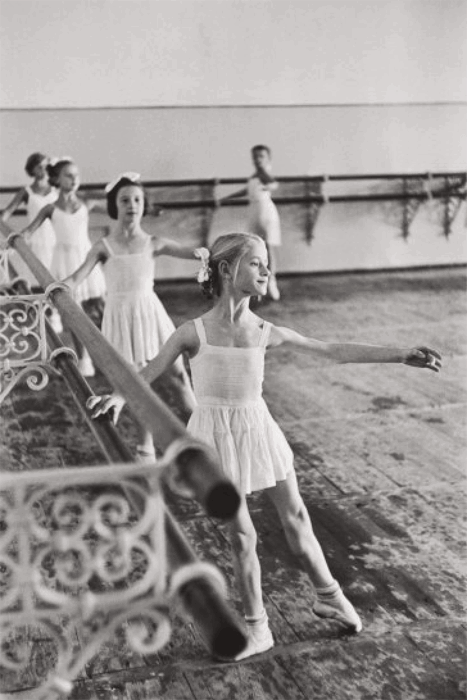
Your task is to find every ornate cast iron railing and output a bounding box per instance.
[0,291,77,403]
[0,462,227,699]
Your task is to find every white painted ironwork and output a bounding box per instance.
[0,462,226,699]
[0,293,68,403]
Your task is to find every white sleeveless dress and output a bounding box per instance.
[188,318,293,494]
[10,186,57,286]
[26,186,57,269]
[247,176,281,246]
[50,205,106,304]
[101,238,183,370]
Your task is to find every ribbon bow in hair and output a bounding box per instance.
[105,172,141,193]
[50,155,73,166]
[194,247,211,284]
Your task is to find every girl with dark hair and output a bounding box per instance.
[63,172,206,460]
[88,232,442,660]
[0,152,58,305]
[15,157,106,375]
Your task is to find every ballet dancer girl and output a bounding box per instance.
[221,145,282,301]
[15,157,106,375]
[0,153,59,323]
[88,232,442,659]
[63,172,204,461]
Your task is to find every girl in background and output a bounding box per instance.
[88,232,442,660]
[17,157,106,376]
[64,172,204,461]
[221,145,282,301]
[0,153,61,329]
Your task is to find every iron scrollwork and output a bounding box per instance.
[0,462,226,698]
[0,293,64,403]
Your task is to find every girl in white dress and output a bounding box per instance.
[17,157,106,375]
[64,172,203,460]
[88,232,442,661]
[220,145,282,301]
[0,152,58,293]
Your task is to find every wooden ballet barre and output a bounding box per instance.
[3,231,241,521]
[2,171,465,220]
[6,272,247,661]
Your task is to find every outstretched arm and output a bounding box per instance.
[269,325,442,371]
[16,203,55,242]
[62,240,107,289]
[0,188,28,228]
[88,321,199,423]
[151,236,208,261]
[219,187,248,203]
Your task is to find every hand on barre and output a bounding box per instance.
[86,393,126,424]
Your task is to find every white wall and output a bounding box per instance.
[0,0,465,274]
[1,0,466,109]
[1,104,466,184]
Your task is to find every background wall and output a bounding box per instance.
[2,0,466,110]
[0,0,465,276]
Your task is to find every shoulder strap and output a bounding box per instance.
[259,320,272,348]
[193,318,207,345]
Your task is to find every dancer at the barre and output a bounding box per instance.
[63,172,202,461]
[88,232,442,660]
[221,145,282,301]
[0,152,61,329]
[16,157,106,376]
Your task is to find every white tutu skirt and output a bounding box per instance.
[187,398,294,494]
[51,244,106,304]
[248,200,281,246]
[102,290,184,371]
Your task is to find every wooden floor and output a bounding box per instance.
[1,267,466,700]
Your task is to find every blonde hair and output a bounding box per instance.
[201,232,264,298]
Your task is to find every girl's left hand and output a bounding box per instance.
[404,346,442,372]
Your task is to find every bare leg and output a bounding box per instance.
[265,470,334,588]
[226,496,264,618]
[223,496,274,660]
[265,471,362,632]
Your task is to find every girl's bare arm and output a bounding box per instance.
[151,236,206,260]
[62,240,107,289]
[269,325,442,371]
[17,203,55,241]
[88,321,199,422]
[0,188,28,226]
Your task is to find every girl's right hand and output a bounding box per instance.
[86,393,125,424]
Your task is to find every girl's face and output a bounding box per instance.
[115,185,144,222]
[252,149,271,171]
[58,163,80,192]
[230,239,270,296]
[32,158,49,180]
